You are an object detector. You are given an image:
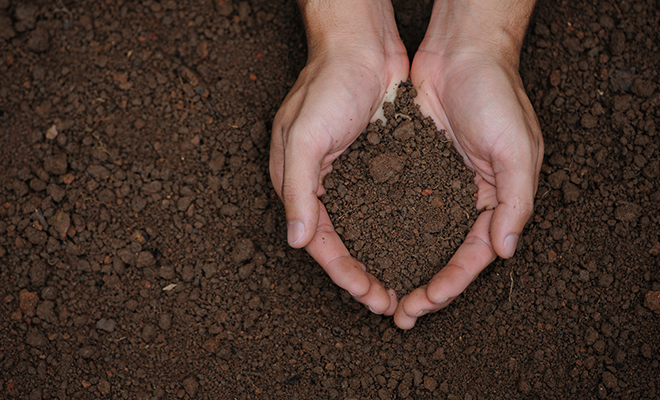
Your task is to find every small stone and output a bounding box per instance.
[29,261,47,286]
[182,377,199,397]
[640,343,652,358]
[19,289,39,315]
[142,324,157,342]
[562,182,580,203]
[369,152,405,183]
[0,16,16,40]
[177,196,193,212]
[203,336,220,353]
[44,153,68,175]
[159,265,175,280]
[549,70,561,86]
[518,378,531,393]
[220,203,239,216]
[24,226,47,245]
[87,165,110,180]
[585,327,598,345]
[79,346,96,359]
[602,371,617,389]
[136,251,156,268]
[96,318,117,332]
[614,203,640,222]
[98,379,111,395]
[41,286,58,300]
[643,291,660,314]
[27,27,50,52]
[29,388,42,400]
[366,131,381,145]
[598,273,614,288]
[238,263,254,280]
[50,210,70,240]
[632,78,657,98]
[131,196,147,212]
[214,0,233,16]
[25,328,48,347]
[32,306,53,326]
[15,3,38,21]
[237,1,251,19]
[61,173,75,184]
[158,313,172,330]
[97,188,116,203]
[423,376,437,391]
[231,239,255,263]
[393,119,415,141]
[548,170,569,189]
[581,114,598,129]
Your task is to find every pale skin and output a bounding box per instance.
[269,0,544,328]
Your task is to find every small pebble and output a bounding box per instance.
[96,318,117,332]
[643,291,660,314]
[19,289,39,315]
[25,328,48,347]
[182,377,199,397]
[232,239,255,263]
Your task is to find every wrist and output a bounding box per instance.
[421,0,537,69]
[297,0,403,60]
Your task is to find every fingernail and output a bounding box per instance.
[504,234,519,258]
[367,305,382,315]
[287,221,305,246]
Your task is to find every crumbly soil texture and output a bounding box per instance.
[1,0,660,399]
[323,85,477,295]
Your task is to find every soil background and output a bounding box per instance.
[0,0,659,399]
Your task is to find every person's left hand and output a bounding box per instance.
[393,28,544,329]
[269,0,410,315]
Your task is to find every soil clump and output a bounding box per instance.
[324,84,477,294]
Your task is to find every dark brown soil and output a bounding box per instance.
[1,0,659,399]
[323,85,477,295]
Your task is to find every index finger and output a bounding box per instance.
[306,200,395,315]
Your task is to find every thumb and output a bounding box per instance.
[489,151,538,259]
[281,133,327,248]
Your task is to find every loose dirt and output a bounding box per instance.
[324,84,477,295]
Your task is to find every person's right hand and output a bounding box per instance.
[393,0,543,329]
[269,0,409,315]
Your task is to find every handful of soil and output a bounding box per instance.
[322,83,477,295]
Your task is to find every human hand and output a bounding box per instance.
[394,0,543,329]
[269,0,408,315]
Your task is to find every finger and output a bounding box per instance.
[473,174,498,211]
[394,291,444,330]
[489,118,542,258]
[281,129,330,248]
[306,202,393,314]
[351,273,395,315]
[383,289,398,316]
[394,210,497,329]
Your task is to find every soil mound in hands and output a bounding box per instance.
[323,83,478,294]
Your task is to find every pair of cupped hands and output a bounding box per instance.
[269,0,543,329]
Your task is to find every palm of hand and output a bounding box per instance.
[391,51,544,328]
[270,50,409,315]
